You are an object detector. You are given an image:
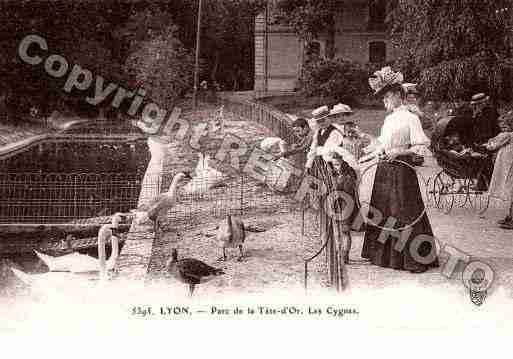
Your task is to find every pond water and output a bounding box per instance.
[0,140,150,173]
[0,121,151,276]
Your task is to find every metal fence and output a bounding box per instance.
[164,173,303,232]
[0,100,305,225]
[0,172,145,223]
[219,98,300,149]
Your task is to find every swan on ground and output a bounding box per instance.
[183,153,227,196]
[137,172,192,235]
[166,248,225,296]
[10,267,95,296]
[34,213,125,276]
[260,137,287,155]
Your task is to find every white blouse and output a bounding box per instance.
[376,106,430,153]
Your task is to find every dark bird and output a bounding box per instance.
[166,248,225,296]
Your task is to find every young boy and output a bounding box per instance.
[280,117,312,159]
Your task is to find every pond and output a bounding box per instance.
[0,119,151,281]
[0,119,151,224]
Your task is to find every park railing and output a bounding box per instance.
[0,172,146,224]
[218,98,301,161]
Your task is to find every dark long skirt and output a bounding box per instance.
[361,155,439,271]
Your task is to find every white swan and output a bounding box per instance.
[183,153,227,196]
[137,172,192,233]
[9,267,95,298]
[34,213,124,275]
[260,137,287,155]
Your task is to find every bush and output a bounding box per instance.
[124,23,194,109]
[300,59,385,105]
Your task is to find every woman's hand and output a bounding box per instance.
[383,150,399,161]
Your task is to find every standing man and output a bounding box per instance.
[306,104,364,266]
[279,117,313,166]
[471,93,501,145]
[470,93,500,191]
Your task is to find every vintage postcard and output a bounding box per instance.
[1,0,512,340]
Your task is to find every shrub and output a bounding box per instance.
[124,23,194,109]
[300,58,386,105]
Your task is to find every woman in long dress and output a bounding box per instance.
[361,67,439,273]
[484,113,513,229]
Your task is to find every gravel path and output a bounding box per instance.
[145,105,513,300]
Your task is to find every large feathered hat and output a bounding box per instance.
[368,66,404,97]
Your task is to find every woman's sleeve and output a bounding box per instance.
[408,114,431,156]
[486,132,512,151]
[375,118,392,150]
[410,114,431,147]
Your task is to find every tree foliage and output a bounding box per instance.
[0,0,266,123]
[168,0,265,90]
[274,0,336,40]
[0,1,126,120]
[301,59,381,105]
[389,0,513,101]
[275,0,342,58]
[123,11,194,108]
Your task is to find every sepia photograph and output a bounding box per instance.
[1,0,513,343]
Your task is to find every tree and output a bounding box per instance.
[121,9,194,109]
[167,0,266,90]
[274,0,344,59]
[0,1,126,120]
[389,0,513,101]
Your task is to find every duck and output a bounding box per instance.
[137,172,192,235]
[166,248,225,296]
[34,213,124,276]
[216,215,246,262]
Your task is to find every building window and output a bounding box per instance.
[306,41,322,57]
[368,0,387,31]
[305,41,324,62]
[369,41,387,63]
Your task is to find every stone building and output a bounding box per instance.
[254,0,398,98]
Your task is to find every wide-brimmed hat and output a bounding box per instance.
[470,93,490,105]
[328,103,353,117]
[369,66,404,97]
[402,83,418,94]
[311,105,330,120]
